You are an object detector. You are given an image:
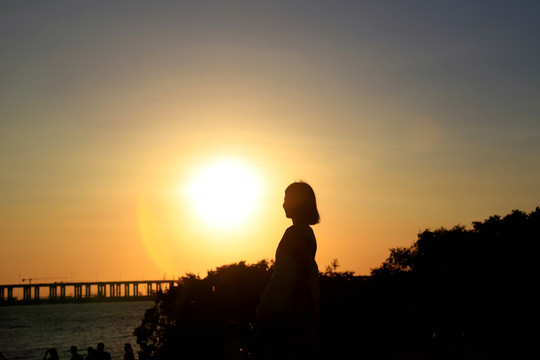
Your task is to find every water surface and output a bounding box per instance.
[0,301,153,360]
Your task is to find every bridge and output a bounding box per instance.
[0,280,177,305]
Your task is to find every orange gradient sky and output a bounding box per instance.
[1,1,539,284]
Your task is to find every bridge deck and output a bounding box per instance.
[0,280,177,304]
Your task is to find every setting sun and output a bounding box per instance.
[186,158,262,229]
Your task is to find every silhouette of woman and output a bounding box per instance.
[256,181,320,359]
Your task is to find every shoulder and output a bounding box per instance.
[286,224,314,239]
[281,225,314,249]
[276,225,303,255]
[283,225,298,238]
[281,225,308,244]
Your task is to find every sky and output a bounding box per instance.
[1,0,539,285]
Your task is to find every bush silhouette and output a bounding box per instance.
[134,260,272,359]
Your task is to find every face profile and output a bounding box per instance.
[283,181,320,225]
[283,191,301,218]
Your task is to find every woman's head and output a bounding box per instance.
[283,181,320,225]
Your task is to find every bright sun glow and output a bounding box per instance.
[186,158,261,229]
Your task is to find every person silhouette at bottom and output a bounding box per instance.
[123,344,135,360]
[43,348,59,360]
[256,181,321,359]
[85,347,98,360]
[96,343,110,360]
[70,346,83,360]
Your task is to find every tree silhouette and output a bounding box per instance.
[370,207,539,358]
[134,261,272,359]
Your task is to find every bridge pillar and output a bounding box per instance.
[74,285,82,299]
[23,286,31,301]
[133,283,139,296]
[49,286,57,300]
[85,284,91,298]
[0,287,4,301]
[8,287,13,301]
[147,283,152,296]
[124,283,130,297]
[34,286,40,300]
[97,284,105,297]
[60,285,65,299]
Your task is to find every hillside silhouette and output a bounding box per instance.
[135,207,538,359]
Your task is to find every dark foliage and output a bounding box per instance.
[367,207,539,359]
[134,260,272,359]
[135,208,539,359]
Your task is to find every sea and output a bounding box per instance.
[0,301,154,360]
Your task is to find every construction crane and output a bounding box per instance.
[22,277,68,284]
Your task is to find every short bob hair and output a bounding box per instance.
[285,181,320,225]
